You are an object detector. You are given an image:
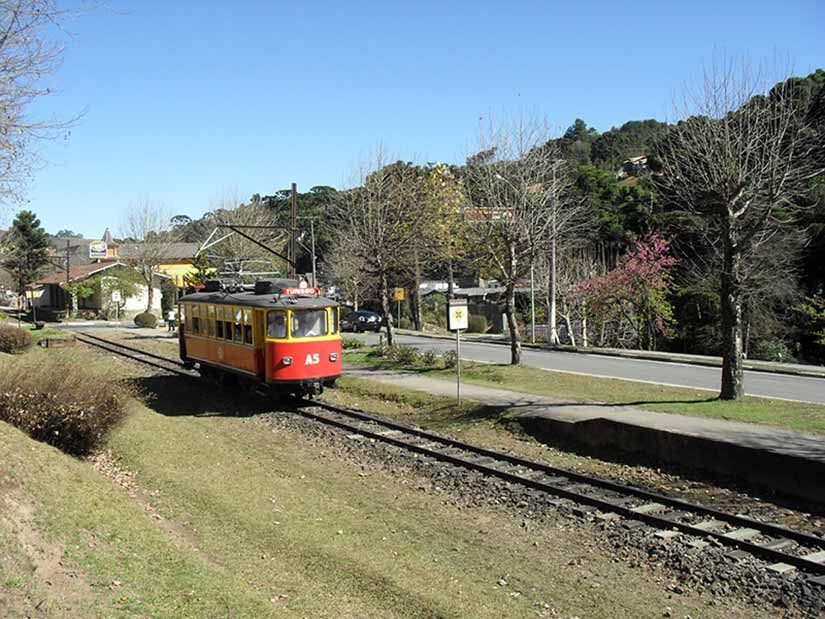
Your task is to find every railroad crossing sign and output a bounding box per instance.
[447,298,468,331]
[393,287,405,301]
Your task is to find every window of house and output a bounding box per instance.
[291,309,328,338]
[267,310,287,338]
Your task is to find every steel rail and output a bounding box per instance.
[297,402,825,576]
[74,332,825,577]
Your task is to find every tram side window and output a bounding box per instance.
[192,304,201,334]
[243,309,253,345]
[267,310,287,338]
[233,308,242,342]
[215,307,224,339]
[207,305,215,337]
[291,309,328,338]
[330,307,339,334]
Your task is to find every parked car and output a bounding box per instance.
[341,310,383,333]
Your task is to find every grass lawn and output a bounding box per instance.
[0,380,769,618]
[344,348,825,434]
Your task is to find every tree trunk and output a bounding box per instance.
[505,243,521,364]
[353,284,359,312]
[720,225,745,401]
[413,246,423,331]
[145,267,155,312]
[548,238,560,345]
[380,270,395,347]
[505,282,521,364]
[581,300,589,348]
[447,257,454,298]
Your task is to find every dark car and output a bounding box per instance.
[341,310,383,333]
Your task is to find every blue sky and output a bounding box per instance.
[20,0,825,237]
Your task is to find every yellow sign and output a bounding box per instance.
[393,288,405,301]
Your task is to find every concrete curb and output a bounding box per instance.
[393,329,825,380]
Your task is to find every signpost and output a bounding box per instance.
[393,288,405,326]
[111,290,122,320]
[447,298,468,404]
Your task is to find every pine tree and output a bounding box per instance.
[3,210,50,319]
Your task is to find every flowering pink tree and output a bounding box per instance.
[577,233,678,350]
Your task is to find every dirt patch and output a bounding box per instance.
[90,449,224,571]
[0,494,94,618]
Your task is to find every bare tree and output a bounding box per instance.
[122,201,174,313]
[330,152,426,346]
[0,1,79,216]
[655,62,825,399]
[326,234,373,311]
[464,119,580,364]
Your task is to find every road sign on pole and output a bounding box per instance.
[447,298,468,404]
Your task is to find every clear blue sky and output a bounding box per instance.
[22,0,825,238]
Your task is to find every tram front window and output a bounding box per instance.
[291,310,328,338]
[267,310,287,338]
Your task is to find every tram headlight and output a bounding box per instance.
[329,353,339,362]
[282,356,293,366]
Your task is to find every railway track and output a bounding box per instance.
[74,331,197,377]
[76,331,825,582]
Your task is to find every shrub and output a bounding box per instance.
[751,338,796,363]
[0,311,7,322]
[393,345,420,366]
[399,317,412,330]
[0,350,133,456]
[134,312,158,328]
[0,324,33,353]
[467,314,488,334]
[420,349,439,367]
[442,349,458,369]
[341,337,363,350]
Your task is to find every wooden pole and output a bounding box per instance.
[290,182,297,279]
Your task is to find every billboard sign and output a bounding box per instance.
[89,240,107,259]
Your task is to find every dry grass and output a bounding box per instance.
[0,350,134,455]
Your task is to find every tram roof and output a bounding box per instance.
[178,290,337,309]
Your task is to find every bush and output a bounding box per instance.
[0,324,33,353]
[0,311,7,322]
[420,349,439,367]
[341,337,363,350]
[393,345,420,366]
[442,349,458,369]
[0,350,133,456]
[134,312,158,328]
[467,314,488,334]
[751,338,796,363]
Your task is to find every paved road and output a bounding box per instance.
[356,332,825,404]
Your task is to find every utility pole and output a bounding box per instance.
[530,264,536,344]
[65,239,71,316]
[289,182,297,279]
[310,218,316,287]
[297,216,319,288]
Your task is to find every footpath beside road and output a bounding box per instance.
[392,329,825,379]
[346,367,825,504]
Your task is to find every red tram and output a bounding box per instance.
[177,279,342,395]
